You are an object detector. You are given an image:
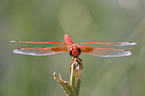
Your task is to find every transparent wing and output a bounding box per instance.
[76,42,136,46]
[10,40,67,45]
[13,46,68,56]
[80,46,132,57]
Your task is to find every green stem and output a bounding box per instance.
[53,57,83,96]
[70,57,83,96]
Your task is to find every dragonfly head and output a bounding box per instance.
[69,46,81,58]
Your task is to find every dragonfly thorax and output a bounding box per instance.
[69,46,81,58]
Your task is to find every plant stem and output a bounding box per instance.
[53,57,83,96]
[69,57,83,96]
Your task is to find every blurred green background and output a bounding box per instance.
[0,0,145,96]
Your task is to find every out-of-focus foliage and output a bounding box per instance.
[0,0,145,96]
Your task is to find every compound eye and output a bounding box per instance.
[75,47,81,55]
[69,47,81,58]
[69,48,73,57]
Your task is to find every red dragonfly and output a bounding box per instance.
[11,34,136,58]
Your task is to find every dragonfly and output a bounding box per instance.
[11,34,136,58]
